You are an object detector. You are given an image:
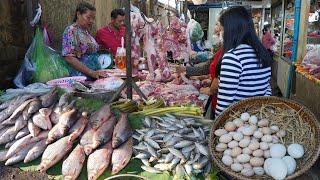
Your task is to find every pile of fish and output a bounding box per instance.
[133,114,212,178]
[39,103,133,180]
[0,88,66,165]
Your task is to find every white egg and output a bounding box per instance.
[223,149,232,156]
[233,118,244,128]
[260,142,269,150]
[214,129,228,136]
[233,158,239,163]
[261,127,271,135]
[253,167,265,175]
[231,163,243,172]
[252,149,264,157]
[264,158,272,175]
[248,141,260,151]
[228,131,236,137]
[249,115,258,124]
[243,163,252,169]
[237,126,245,133]
[261,135,273,143]
[253,131,263,139]
[258,119,269,127]
[282,156,296,175]
[250,157,264,167]
[242,126,255,136]
[241,168,254,177]
[216,143,228,152]
[240,112,250,121]
[242,147,252,155]
[222,155,233,166]
[267,158,288,180]
[236,154,251,163]
[233,132,244,141]
[270,125,280,133]
[244,136,251,140]
[264,150,271,158]
[231,147,242,157]
[219,134,233,143]
[270,144,286,158]
[225,122,236,131]
[228,140,239,148]
[287,144,304,159]
[239,139,251,148]
[276,130,286,138]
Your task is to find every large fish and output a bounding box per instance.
[40,88,58,108]
[28,119,41,137]
[15,126,29,139]
[84,116,116,155]
[0,98,15,110]
[112,114,133,148]
[58,108,78,134]
[50,105,62,125]
[27,98,42,114]
[68,112,88,142]
[6,131,48,158]
[38,136,73,172]
[58,92,73,108]
[80,125,95,148]
[5,142,36,165]
[5,138,18,149]
[87,142,113,180]
[22,105,32,121]
[89,104,112,129]
[62,144,86,180]
[111,137,133,175]
[0,126,19,145]
[0,149,8,162]
[14,115,27,132]
[46,123,64,144]
[24,139,47,163]
[32,108,52,130]
[6,98,36,123]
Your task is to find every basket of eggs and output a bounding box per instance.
[209,96,320,180]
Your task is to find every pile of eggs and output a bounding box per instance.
[214,112,305,179]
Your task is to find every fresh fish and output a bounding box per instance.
[15,127,29,139]
[145,129,155,137]
[58,108,78,134]
[84,116,116,155]
[6,131,48,159]
[164,153,174,163]
[68,112,88,142]
[6,98,36,123]
[141,166,161,173]
[32,108,52,130]
[146,143,158,158]
[62,99,78,112]
[133,144,147,151]
[174,140,193,149]
[0,99,14,110]
[0,126,19,145]
[182,145,196,153]
[5,139,18,149]
[163,134,173,142]
[22,105,32,121]
[132,134,144,142]
[199,127,205,140]
[62,144,86,180]
[14,116,27,132]
[141,159,150,167]
[89,104,112,129]
[166,137,182,147]
[112,113,132,149]
[173,164,186,180]
[195,143,209,157]
[5,142,35,165]
[27,98,42,114]
[182,150,191,161]
[166,126,180,131]
[40,88,58,108]
[46,123,64,144]
[154,163,171,171]
[184,164,193,176]
[38,136,73,172]
[168,148,185,161]
[170,158,181,170]
[58,92,73,108]
[135,153,150,159]
[157,148,169,154]
[24,139,47,163]
[156,121,171,128]
[143,117,151,127]
[151,133,164,140]
[192,157,208,170]
[0,95,33,122]
[0,126,11,137]
[144,137,160,149]
[28,120,41,137]
[111,137,133,175]
[50,105,62,125]
[87,142,113,180]
[80,125,95,147]
[0,149,8,162]
[149,156,157,163]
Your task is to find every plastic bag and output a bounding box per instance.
[14,28,69,87]
[188,19,204,43]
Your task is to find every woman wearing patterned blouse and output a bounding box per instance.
[62,2,105,79]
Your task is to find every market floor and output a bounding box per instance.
[0,163,48,180]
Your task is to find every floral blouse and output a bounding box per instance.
[62,23,99,58]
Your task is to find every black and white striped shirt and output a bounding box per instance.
[215,44,272,116]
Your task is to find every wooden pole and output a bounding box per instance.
[297,0,310,62]
[125,0,133,99]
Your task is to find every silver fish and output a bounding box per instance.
[163,134,173,142]
[14,116,27,132]
[174,140,193,149]
[157,148,169,154]
[5,142,36,165]
[195,143,209,157]
[5,139,18,149]
[133,144,147,151]
[143,117,151,127]
[141,166,161,173]
[146,143,158,158]
[170,158,180,170]
[135,153,150,159]
[164,153,174,163]
[141,159,150,167]
[27,98,42,114]
[182,145,196,153]
[187,152,200,165]
[154,163,171,171]
[0,126,19,145]
[168,148,185,161]
[24,139,47,163]
[184,164,193,176]
[166,137,182,147]
[6,98,36,123]
[173,164,186,180]
[15,127,29,139]
[145,137,160,149]
[145,129,155,137]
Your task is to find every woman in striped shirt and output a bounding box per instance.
[215,6,272,116]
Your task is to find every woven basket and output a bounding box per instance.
[209,96,320,180]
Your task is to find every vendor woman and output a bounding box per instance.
[62,2,105,79]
